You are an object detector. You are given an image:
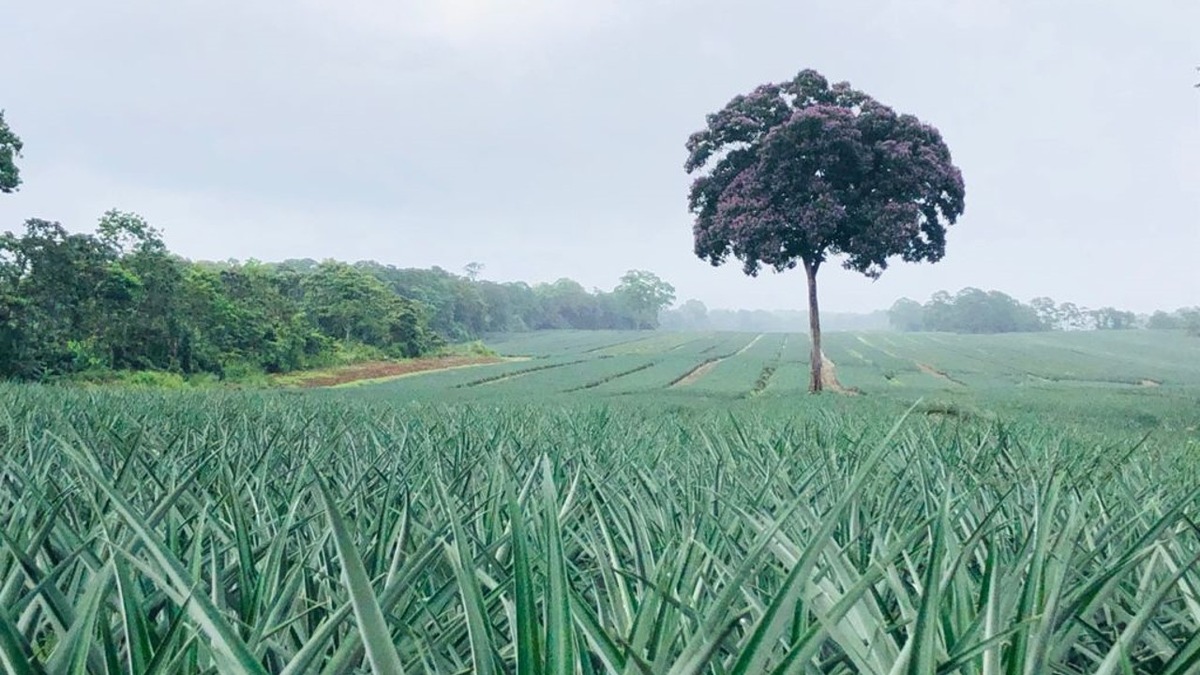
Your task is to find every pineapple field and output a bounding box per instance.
[2,330,1199,673]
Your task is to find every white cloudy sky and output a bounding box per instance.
[2,0,1198,312]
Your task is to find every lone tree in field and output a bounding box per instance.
[685,69,965,392]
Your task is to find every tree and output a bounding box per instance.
[888,298,925,332]
[1057,302,1087,330]
[302,261,434,355]
[97,209,166,255]
[614,270,676,329]
[1030,297,1060,330]
[676,299,709,330]
[1091,307,1137,330]
[1181,308,1200,336]
[903,289,1051,334]
[0,219,118,377]
[0,111,21,193]
[686,69,965,391]
[1147,310,1181,330]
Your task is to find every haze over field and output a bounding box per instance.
[5,5,1200,670]
[2,0,1198,313]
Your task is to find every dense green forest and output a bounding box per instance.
[0,212,677,381]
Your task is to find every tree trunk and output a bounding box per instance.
[804,259,823,393]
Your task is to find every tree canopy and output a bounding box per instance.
[614,270,676,329]
[0,212,682,382]
[686,69,965,391]
[890,289,1151,333]
[0,110,22,194]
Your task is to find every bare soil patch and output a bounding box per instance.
[820,353,859,395]
[916,362,967,387]
[1140,379,1162,387]
[670,334,764,388]
[671,359,721,388]
[290,356,509,388]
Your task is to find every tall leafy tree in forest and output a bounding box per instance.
[685,69,965,391]
[888,298,925,332]
[302,261,434,357]
[614,269,676,329]
[0,111,21,193]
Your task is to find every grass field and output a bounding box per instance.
[2,330,1199,673]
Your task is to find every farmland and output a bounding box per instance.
[346,330,1200,430]
[2,330,1199,673]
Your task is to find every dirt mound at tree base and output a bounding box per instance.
[820,353,860,395]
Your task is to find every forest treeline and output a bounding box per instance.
[0,213,676,381]
[889,289,1200,334]
[3,211,1194,382]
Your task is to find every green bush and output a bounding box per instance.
[115,370,188,388]
[441,339,497,358]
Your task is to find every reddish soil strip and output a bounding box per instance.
[293,356,506,388]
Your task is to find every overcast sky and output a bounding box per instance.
[3,0,1197,313]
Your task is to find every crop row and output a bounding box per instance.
[3,386,1198,673]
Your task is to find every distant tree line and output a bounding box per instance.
[890,288,1198,334]
[661,300,889,333]
[0,212,677,382]
[0,114,684,381]
[329,264,675,339]
[1147,307,1200,333]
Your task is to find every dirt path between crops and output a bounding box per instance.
[671,360,719,388]
[292,356,511,388]
[670,333,764,388]
[915,362,967,386]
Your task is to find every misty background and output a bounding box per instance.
[2,0,1197,315]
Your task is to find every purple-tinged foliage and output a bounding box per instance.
[686,69,965,391]
[687,70,964,279]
